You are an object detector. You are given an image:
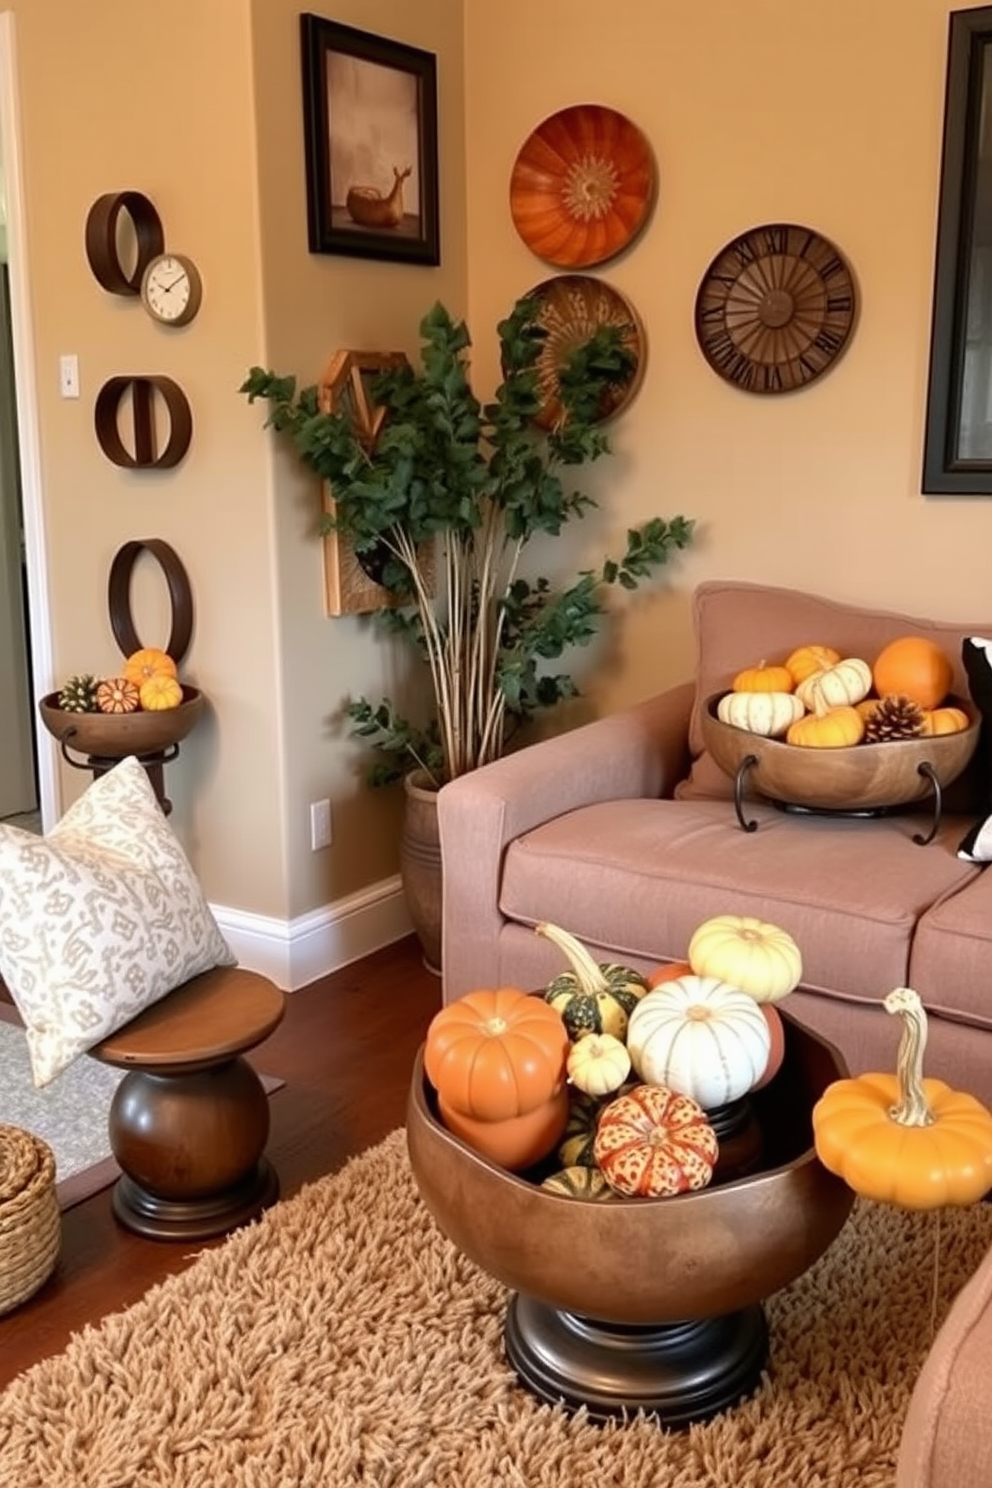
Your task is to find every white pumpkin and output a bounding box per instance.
[566,1032,631,1097]
[796,657,872,712]
[625,976,772,1108]
[716,690,806,738]
[687,914,802,1003]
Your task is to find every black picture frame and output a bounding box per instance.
[922,5,992,494]
[300,14,440,266]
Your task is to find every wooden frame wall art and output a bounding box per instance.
[300,15,440,265]
[318,350,435,616]
[922,5,992,494]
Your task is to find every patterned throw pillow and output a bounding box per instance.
[958,637,992,862]
[0,755,235,1086]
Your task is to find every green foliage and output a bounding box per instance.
[241,297,693,786]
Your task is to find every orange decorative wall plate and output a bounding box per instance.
[509,104,655,269]
[318,350,434,616]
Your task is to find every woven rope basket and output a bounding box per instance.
[0,1125,60,1315]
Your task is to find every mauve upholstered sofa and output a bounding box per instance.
[439,579,992,1107]
[438,578,992,1487]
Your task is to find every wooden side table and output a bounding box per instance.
[92,966,285,1241]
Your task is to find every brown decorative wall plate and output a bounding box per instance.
[694,224,857,394]
[519,274,645,431]
[509,104,655,268]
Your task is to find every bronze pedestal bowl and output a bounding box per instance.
[406,1015,854,1427]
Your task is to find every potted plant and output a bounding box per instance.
[241,297,693,966]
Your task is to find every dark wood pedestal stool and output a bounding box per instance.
[92,966,286,1242]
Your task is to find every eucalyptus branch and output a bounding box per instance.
[242,298,694,786]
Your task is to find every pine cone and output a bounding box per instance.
[57,673,100,713]
[864,693,926,744]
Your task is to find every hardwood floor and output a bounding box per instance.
[0,935,442,1389]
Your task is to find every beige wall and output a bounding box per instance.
[9,0,465,923]
[8,0,991,937]
[464,0,992,719]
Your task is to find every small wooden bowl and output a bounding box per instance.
[38,686,205,759]
[700,691,979,812]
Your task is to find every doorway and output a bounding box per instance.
[0,257,36,823]
[0,12,56,832]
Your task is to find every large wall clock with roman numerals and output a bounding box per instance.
[694,223,857,394]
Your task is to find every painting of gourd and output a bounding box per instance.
[326,48,421,239]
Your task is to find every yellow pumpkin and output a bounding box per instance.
[784,644,842,687]
[786,704,865,748]
[812,987,992,1209]
[731,661,795,694]
[139,674,183,711]
[920,705,971,736]
[95,676,140,714]
[566,1032,631,1098]
[122,647,178,686]
[687,914,802,1003]
[872,636,953,710]
[796,657,872,711]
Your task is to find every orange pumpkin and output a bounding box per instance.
[732,661,795,694]
[786,704,865,748]
[920,705,971,736]
[122,647,178,686]
[96,676,140,714]
[593,1083,718,1197]
[139,674,183,711]
[872,637,953,710]
[784,644,842,687]
[752,1004,787,1091]
[438,1085,569,1172]
[424,988,569,1122]
[647,960,693,989]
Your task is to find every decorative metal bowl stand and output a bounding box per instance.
[699,691,980,848]
[36,539,203,813]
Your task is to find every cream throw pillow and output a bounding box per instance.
[0,755,235,1087]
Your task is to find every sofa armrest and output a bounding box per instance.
[897,1235,992,1488]
[438,681,694,999]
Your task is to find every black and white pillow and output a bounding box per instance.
[958,637,992,861]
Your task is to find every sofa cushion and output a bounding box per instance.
[909,867,992,1030]
[676,580,992,808]
[498,797,980,1007]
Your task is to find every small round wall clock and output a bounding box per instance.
[140,252,203,327]
[694,223,857,394]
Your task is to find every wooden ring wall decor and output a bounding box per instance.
[107,538,194,663]
[94,375,193,469]
[694,223,857,394]
[84,192,166,296]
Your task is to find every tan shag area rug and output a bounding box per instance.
[1,1129,991,1487]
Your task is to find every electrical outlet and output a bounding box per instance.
[310,798,332,850]
[59,353,80,399]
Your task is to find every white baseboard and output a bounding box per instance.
[210,875,414,991]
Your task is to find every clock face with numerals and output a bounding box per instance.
[694,224,857,394]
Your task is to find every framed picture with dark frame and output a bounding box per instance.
[300,14,440,266]
[922,5,992,494]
